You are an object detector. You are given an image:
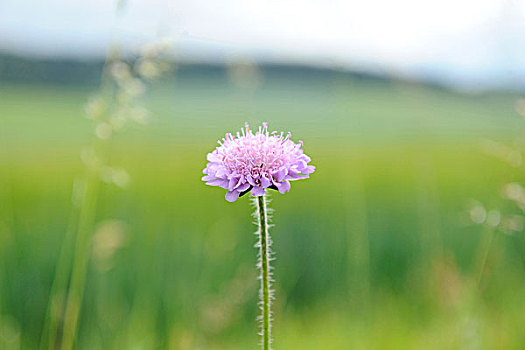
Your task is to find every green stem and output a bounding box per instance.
[476,226,495,287]
[59,170,100,350]
[256,195,271,350]
[39,204,79,350]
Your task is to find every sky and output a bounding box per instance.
[1,0,525,89]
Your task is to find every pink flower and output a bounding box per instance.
[202,123,315,202]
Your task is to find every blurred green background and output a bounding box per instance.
[1,60,525,350]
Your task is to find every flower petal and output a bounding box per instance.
[274,180,291,194]
[260,176,271,188]
[228,176,240,190]
[300,154,311,163]
[218,179,230,189]
[246,175,256,186]
[237,183,251,192]
[296,160,308,171]
[251,186,266,196]
[273,168,287,182]
[304,165,316,174]
[216,167,228,178]
[207,152,222,162]
[286,174,309,181]
[201,175,216,182]
[233,175,245,189]
[225,190,240,202]
[206,178,225,187]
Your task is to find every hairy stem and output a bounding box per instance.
[256,195,271,350]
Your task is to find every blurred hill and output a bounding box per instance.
[0,51,409,88]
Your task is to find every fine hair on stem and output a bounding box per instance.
[253,194,274,350]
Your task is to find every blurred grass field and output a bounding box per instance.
[1,73,525,349]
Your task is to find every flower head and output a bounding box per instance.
[202,123,315,202]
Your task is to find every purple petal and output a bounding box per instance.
[300,154,311,163]
[260,176,271,188]
[218,179,230,189]
[286,174,309,181]
[296,160,308,171]
[228,176,240,190]
[237,183,251,191]
[273,168,287,182]
[207,179,230,189]
[246,175,256,186]
[201,175,216,182]
[274,180,291,194]
[304,165,316,174]
[204,163,219,174]
[216,167,228,178]
[251,186,266,196]
[207,152,222,162]
[234,175,245,189]
[225,190,240,202]
[206,179,225,187]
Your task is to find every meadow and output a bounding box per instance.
[1,71,524,349]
